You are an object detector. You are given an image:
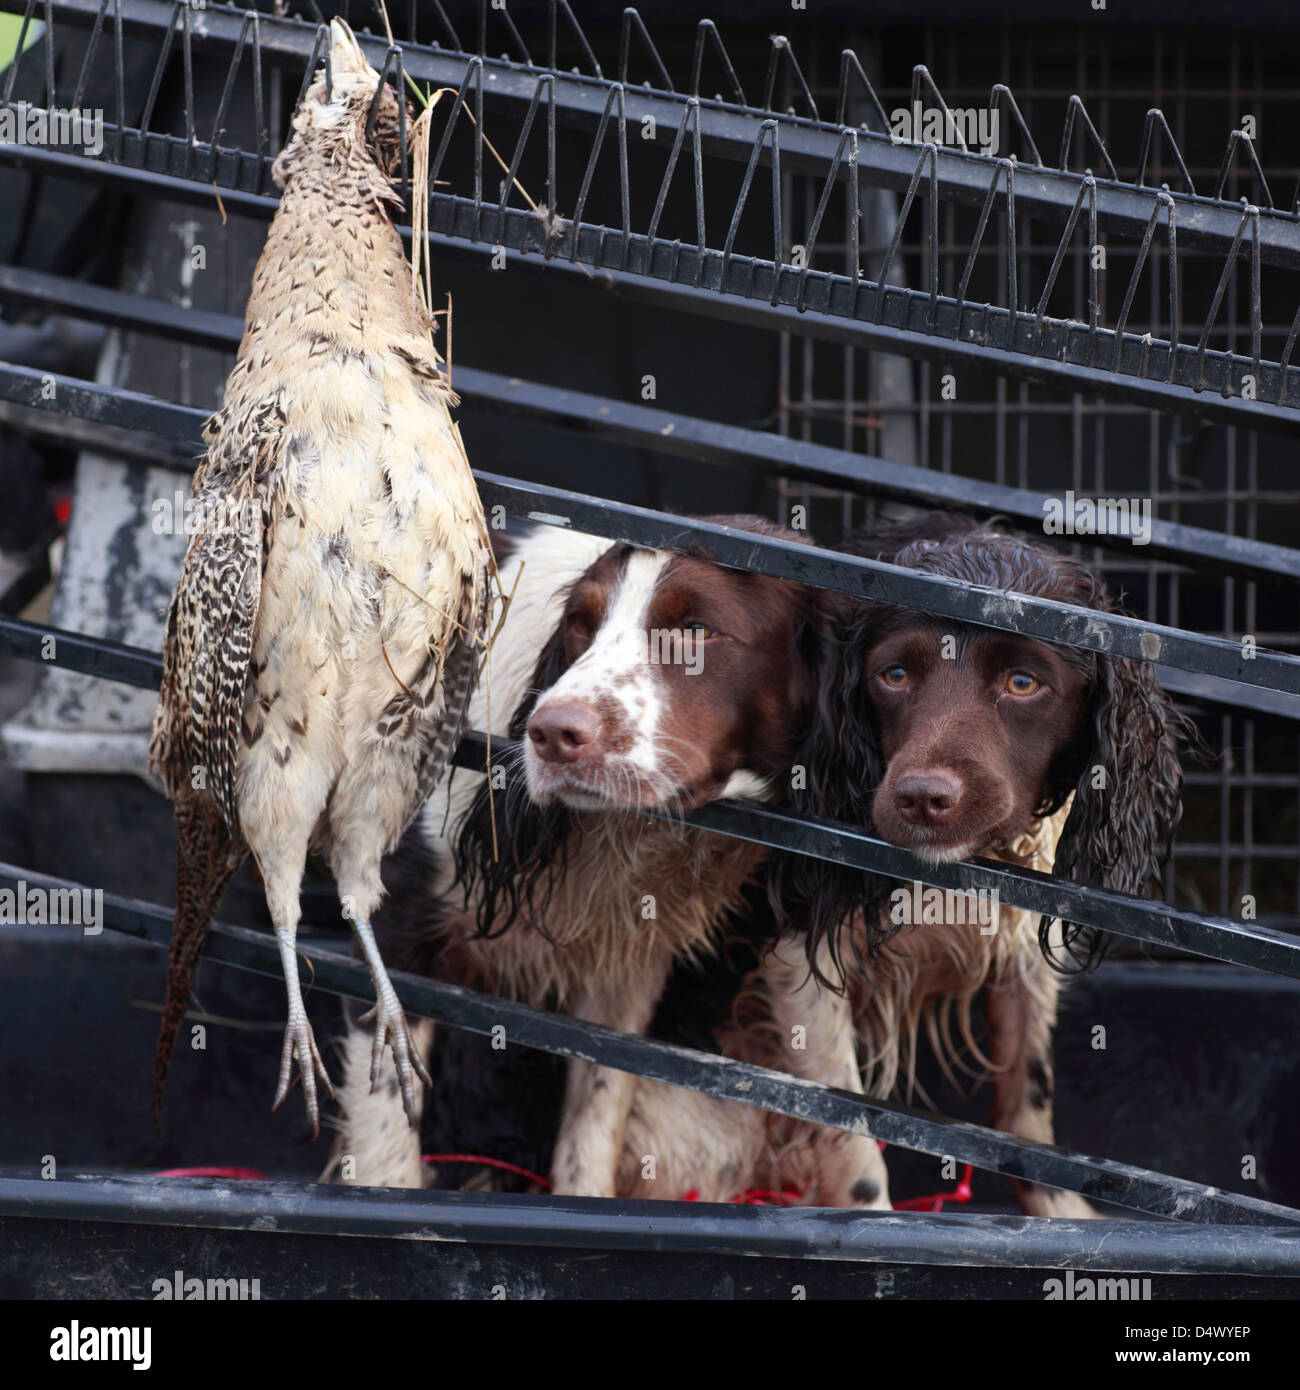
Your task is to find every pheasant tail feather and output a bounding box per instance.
[152,789,247,1132]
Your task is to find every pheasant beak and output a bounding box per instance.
[327,17,376,82]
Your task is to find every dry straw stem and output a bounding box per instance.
[405,76,591,281]
[375,0,395,47]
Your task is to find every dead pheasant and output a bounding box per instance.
[149,19,491,1137]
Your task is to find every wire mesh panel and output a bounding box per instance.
[772,23,1300,926]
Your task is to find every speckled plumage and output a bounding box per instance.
[150,20,490,1135]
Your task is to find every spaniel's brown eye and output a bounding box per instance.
[683,621,713,639]
[880,665,909,689]
[1006,672,1040,696]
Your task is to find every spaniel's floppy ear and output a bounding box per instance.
[454,625,573,938]
[1042,654,1186,970]
[767,599,899,989]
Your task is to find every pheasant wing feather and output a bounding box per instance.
[404,563,491,831]
[152,478,263,836]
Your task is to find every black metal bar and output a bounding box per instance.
[2,861,1295,1227]
[451,376,1300,587]
[454,372,1300,586]
[5,266,1299,589]
[0,363,1296,699]
[449,732,1300,981]
[0,134,280,208]
[325,476,1300,698]
[1153,667,1300,723]
[3,1174,1300,1272]
[0,264,242,352]
[36,0,1300,270]
[0,392,199,469]
[0,605,1279,942]
[703,801,1300,978]
[0,614,161,686]
[4,401,1294,725]
[2,132,1299,432]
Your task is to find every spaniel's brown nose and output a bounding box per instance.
[528,701,602,764]
[893,770,961,826]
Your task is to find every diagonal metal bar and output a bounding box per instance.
[3,265,1299,589]
[3,1175,1300,1271]
[0,624,1293,975]
[0,614,162,687]
[2,861,1296,1227]
[5,403,1290,722]
[0,363,1296,699]
[449,733,1300,980]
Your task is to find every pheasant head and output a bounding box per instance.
[271,18,409,193]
